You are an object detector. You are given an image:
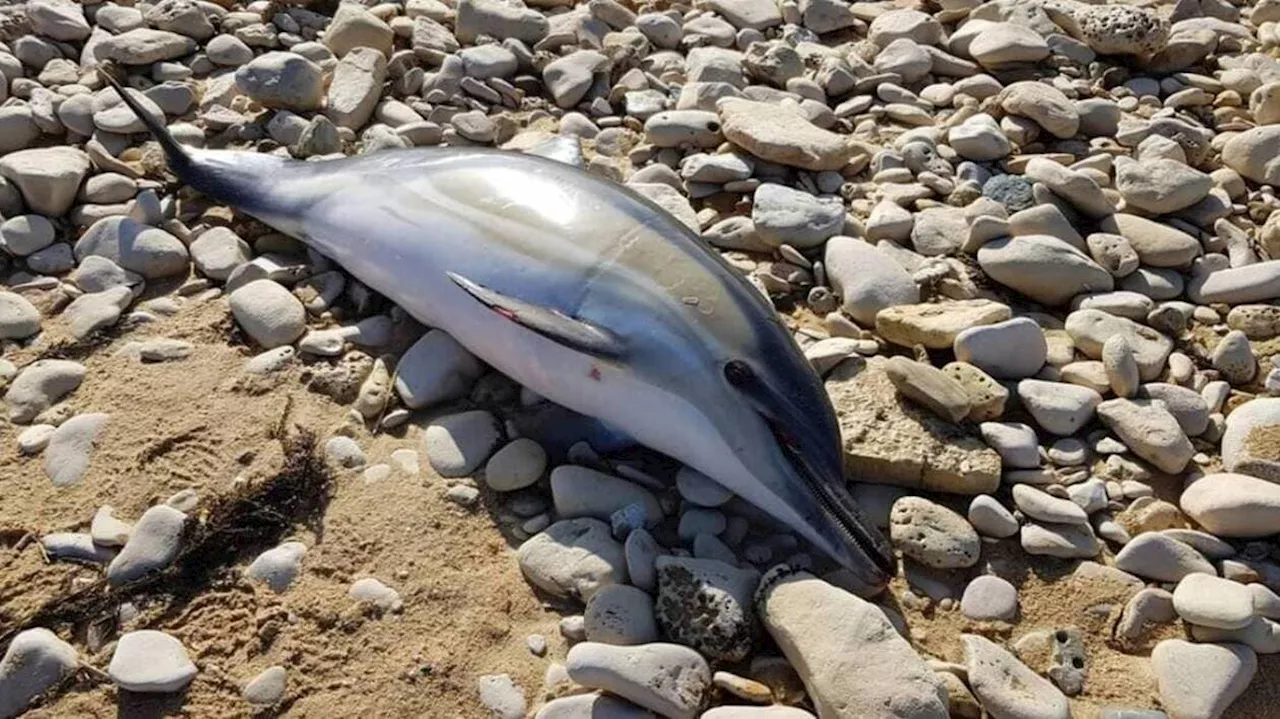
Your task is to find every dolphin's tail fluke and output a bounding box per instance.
[97,66,197,179]
[96,64,288,210]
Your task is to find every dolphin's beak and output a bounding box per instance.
[772,423,897,589]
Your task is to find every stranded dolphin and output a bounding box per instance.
[103,73,895,587]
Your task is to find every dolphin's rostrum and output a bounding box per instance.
[101,71,895,588]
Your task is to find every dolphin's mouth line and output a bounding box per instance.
[772,424,896,578]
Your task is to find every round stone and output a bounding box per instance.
[584,584,659,645]
[107,630,197,693]
[1172,573,1255,630]
[484,438,547,492]
[961,575,1019,621]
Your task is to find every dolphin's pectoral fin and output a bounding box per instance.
[446,272,625,357]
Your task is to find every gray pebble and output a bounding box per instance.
[348,577,403,612]
[44,412,110,487]
[108,630,197,693]
[242,665,287,705]
[246,541,307,592]
[423,410,502,478]
[0,628,79,718]
[585,584,660,645]
[107,505,186,586]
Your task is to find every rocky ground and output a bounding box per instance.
[4,0,1280,717]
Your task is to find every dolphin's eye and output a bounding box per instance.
[724,360,754,386]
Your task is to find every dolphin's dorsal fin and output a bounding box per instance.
[446,272,624,358]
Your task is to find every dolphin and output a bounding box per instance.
[102,73,895,588]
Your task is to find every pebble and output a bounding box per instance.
[953,317,1047,379]
[245,541,307,593]
[422,410,501,477]
[889,496,981,569]
[1113,533,1216,583]
[585,584,659,645]
[565,642,711,719]
[1116,587,1176,641]
[979,422,1040,469]
[477,674,526,719]
[189,228,251,281]
[0,215,55,257]
[1115,158,1212,215]
[624,530,660,594]
[1065,309,1173,381]
[1017,379,1102,436]
[718,98,854,172]
[1222,398,1280,481]
[485,438,547,492]
[875,300,1010,350]
[235,52,325,110]
[324,4,393,57]
[1020,522,1100,559]
[207,35,254,66]
[964,633,1069,719]
[943,362,1008,421]
[950,113,1011,161]
[4,359,85,423]
[44,412,110,487]
[1173,573,1255,630]
[1180,472,1280,538]
[1013,484,1089,526]
[534,693,656,718]
[655,556,758,662]
[1102,335,1140,398]
[884,356,972,423]
[759,569,948,719]
[1212,330,1257,385]
[107,505,186,585]
[1191,617,1280,654]
[228,279,306,349]
[324,436,366,469]
[0,628,79,718]
[977,236,1113,307]
[823,236,918,325]
[518,518,626,601]
[969,495,1020,538]
[41,532,115,564]
[1197,261,1280,305]
[1150,640,1255,719]
[961,575,1019,621]
[245,347,296,374]
[552,465,662,527]
[242,666,287,706]
[348,577,403,612]
[0,292,41,340]
[1137,383,1209,437]
[999,81,1078,135]
[108,630,197,693]
[751,183,844,250]
[90,506,132,547]
[395,330,484,409]
[0,147,91,217]
[1096,399,1194,474]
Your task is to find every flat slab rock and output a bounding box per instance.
[757,568,948,719]
[827,357,1000,494]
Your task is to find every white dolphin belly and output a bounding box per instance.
[303,209,748,487]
